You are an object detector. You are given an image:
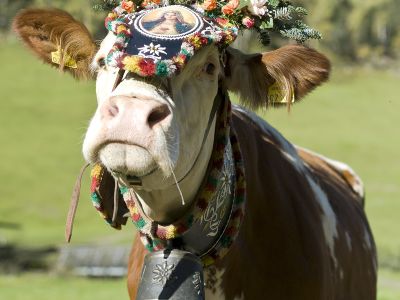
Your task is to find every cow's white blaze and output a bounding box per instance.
[364,228,372,250]
[307,176,339,269]
[345,231,352,252]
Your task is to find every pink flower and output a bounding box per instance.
[216,17,229,26]
[222,0,239,15]
[248,0,268,16]
[242,16,255,28]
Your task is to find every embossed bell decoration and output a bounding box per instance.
[136,249,205,300]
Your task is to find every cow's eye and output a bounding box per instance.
[97,58,106,68]
[203,62,216,75]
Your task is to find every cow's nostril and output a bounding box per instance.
[148,105,170,128]
[108,104,119,117]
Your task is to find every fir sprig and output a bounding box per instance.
[92,0,120,11]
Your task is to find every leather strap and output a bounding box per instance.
[112,177,119,225]
[177,88,222,184]
[65,163,90,243]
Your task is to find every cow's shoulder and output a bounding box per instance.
[231,105,307,173]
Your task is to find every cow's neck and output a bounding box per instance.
[118,99,246,264]
[133,116,217,224]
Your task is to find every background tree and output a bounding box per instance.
[1,0,399,62]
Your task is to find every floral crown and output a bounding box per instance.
[94,0,321,44]
[94,0,321,78]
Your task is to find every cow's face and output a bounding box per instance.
[83,32,223,189]
[13,8,331,192]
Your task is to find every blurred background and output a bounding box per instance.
[0,0,399,299]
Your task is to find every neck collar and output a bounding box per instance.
[90,95,246,266]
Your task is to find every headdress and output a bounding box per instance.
[94,0,321,77]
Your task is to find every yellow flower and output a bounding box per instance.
[166,226,177,239]
[116,25,127,34]
[123,56,141,73]
[91,164,102,178]
[107,12,117,19]
[189,36,202,49]
[174,55,186,66]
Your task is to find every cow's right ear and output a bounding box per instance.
[224,45,330,109]
[13,9,97,80]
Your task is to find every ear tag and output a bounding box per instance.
[268,81,295,104]
[51,47,78,69]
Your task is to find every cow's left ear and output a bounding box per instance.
[13,9,97,80]
[224,45,331,109]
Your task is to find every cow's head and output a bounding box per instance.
[14,8,330,219]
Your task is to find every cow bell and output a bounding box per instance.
[136,249,205,300]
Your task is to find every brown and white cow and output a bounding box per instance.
[14,8,377,300]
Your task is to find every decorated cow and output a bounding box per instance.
[13,0,377,299]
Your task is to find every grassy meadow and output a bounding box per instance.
[0,39,399,299]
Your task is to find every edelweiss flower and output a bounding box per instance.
[248,0,268,16]
[152,261,175,286]
[138,42,167,56]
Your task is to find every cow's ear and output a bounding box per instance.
[224,45,331,109]
[13,9,97,80]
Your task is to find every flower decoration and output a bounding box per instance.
[242,16,255,29]
[95,0,321,44]
[121,0,135,13]
[248,0,268,16]
[95,0,321,78]
[202,0,217,11]
[221,0,239,16]
[152,261,176,286]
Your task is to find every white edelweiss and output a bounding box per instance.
[191,3,205,14]
[201,26,223,41]
[248,0,268,16]
[138,42,167,57]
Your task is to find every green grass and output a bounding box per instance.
[0,40,399,298]
[0,40,133,247]
[0,273,128,300]
[378,270,400,300]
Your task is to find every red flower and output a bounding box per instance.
[138,58,156,76]
[90,179,98,192]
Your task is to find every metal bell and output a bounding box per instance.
[136,249,205,300]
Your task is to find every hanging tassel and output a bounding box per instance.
[65,163,90,243]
